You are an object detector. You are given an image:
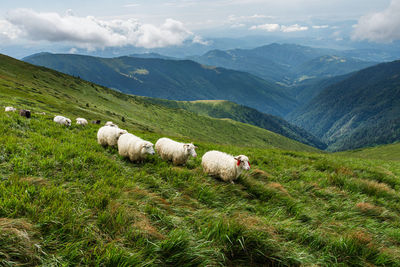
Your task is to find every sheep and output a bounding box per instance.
[155,137,197,165]
[91,120,101,124]
[54,115,71,126]
[105,121,118,127]
[118,133,155,162]
[19,109,31,118]
[5,107,16,112]
[76,118,88,126]
[201,150,250,184]
[97,126,127,147]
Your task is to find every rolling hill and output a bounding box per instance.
[23,52,296,117]
[337,142,400,161]
[190,43,376,85]
[0,54,314,152]
[1,54,400,265]
[288,60,400,151]
[141,98,326,149]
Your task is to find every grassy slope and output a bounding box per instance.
[337,143,400,161]
[0,54,314,152]
[140,98,326,149]
[2,110,400,266]
[2,54,400,266]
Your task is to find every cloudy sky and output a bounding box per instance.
[0,0,399,55]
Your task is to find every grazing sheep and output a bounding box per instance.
[91,120,101,124]
[155,137,197,165]
[19,109,31,118]
[54,115,71,126]
[201,150,250,184]
[5,107,16,112]
[118,133,155,162]
[105,121,118,127]
[76,118,88,126]
[97,126,127,147]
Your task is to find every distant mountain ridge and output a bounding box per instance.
[190,43,376,85]
[24,52,297,117]
[288,60,400,151]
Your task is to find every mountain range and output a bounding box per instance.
[190,43,376,85]
[23,53,296,117]
[22,43,400,152]
[287,60,400,151]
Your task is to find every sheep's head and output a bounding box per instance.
[105,121,117,127]
[142,142,155,155]
[65,119,72,126]
[118,130,128,137]
[183,143,197,158]
[234,155,250,170]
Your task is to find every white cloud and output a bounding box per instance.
[352,0,400,42]
[4,9,200,49]
[281,24,308,32]
[230,23,246,28]
[228,14,273,23]
[68,47,78,54]
[192,35,210,45]
[123,4,141,8]
[250,23,308,32]
[249,23,280,32]
[312,25,329,29]
[0,19,21,41]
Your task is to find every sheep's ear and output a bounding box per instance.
[234,156,239,160]
[183,144,189,148]
[194,146,198,149]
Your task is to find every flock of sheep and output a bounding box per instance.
[5,107,251,183]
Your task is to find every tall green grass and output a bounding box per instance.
[1,111,400,266]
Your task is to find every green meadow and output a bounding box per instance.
[1,55,400,266]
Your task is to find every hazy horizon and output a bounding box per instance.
[1,0,399,58]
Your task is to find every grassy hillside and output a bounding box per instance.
[337,143,400,161]
[288,60,400,151]
[23,53,296,117]
[0,54,315,152]
[141,98,326,149]
[2,53,400,266]
[2,105,400,265]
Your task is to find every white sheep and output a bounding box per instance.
[54,115,71,126]
[155,137,197,165]
[118,133,155,162]
[97,126,127,147]
[76,118,88,126]
[5,107,16,112]
[105,121,118,127]
[201,150,250,184]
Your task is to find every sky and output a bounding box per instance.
[0,0,399,55]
